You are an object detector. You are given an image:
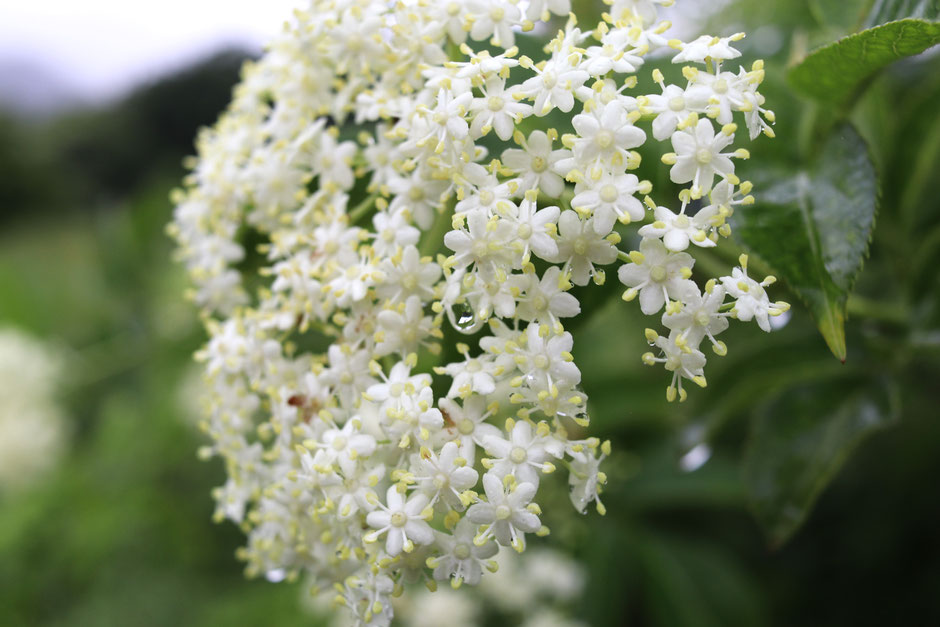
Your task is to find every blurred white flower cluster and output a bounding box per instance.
[394,548,586,627]
[0,328,67,491]
[169,0,786,623]
[306,547,585,626]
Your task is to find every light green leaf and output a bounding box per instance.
[733,123,877,360]
[744,377,900,547]
[789,18,940,106]
[863,0,939,28]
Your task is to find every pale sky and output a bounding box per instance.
[0,0,771,111]
[0,1,304,104]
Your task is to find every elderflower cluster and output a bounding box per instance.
[306,546,585,626]
[169,0,786,623]
[0,327,68,491]
[392,548,586,627]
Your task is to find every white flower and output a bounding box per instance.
[434,2,471,44]
[452,47,520,81]
[609,0,672,26]
[439,396,503,464]
[366,362,431,417]
[467,0,522,47]
[438,347,501,398]
[571,170,647,234]
[377,245,442,304]
[412,441,479,509]
[501,130,569,198]
[312,133,357,190]
[366,486,435,556]
[524,0,571,22]
[618,238,697,315]
[327,254,385,307]
[519,53,590,116]
[507,193,560,262]
[720,255,790,332]
[550,210,619,286]
[375,296,438,357]
[297,448,342,498]
[371,210,419,257]
[642,77,708,141]
[414,88,473,153]
[388,169,450,230]
[326,345,376,407]
[444,210,514,280]
[454,162,516,217]
[642,331,708,402]
[428,518,498,587]
[467,473,542,551]
[482,419,559,487]
[637,203,717,251]
[334,463,386,520]
[685,69,747,126]
[469,76,531,140]
[338,571,396,626]
[511,266,581,329]
[311,418,377,476]
[667,118,740,198]
[515,323,582,394]
[568,442,608,515]
[582,33,645,76]
[384,385,445,448]
[568,101,646,169]
[662,282,729,351]
[671,33,745,64]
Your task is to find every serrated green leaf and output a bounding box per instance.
[789,18,940,106]
[863,0,940,28]
[744,377,899,547]
[733,123,877,360]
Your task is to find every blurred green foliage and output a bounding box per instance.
[1,3,939,626]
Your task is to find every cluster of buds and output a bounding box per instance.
[169,0,786,624]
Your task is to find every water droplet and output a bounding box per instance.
[678,423,711,472]
[453,304,477,332]
[679,443,712,473]
[769,309,791,331]
[265,568,287,583]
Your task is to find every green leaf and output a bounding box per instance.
[638,530,765,627]
[789,18,940,106]
[862,0,939,28]
[733,123,877,360]
[744,376,900,547]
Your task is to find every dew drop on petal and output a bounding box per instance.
[454,304,477,332]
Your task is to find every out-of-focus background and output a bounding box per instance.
[1,1,938,626]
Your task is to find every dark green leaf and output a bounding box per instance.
[638,530,765,627]
[789,19,940,106]
[733,123,877,360]
[863,0,940,28]
[744,376,900,547]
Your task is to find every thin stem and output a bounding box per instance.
[348,191,380,224]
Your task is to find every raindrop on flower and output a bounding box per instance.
[453,304,477,332]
